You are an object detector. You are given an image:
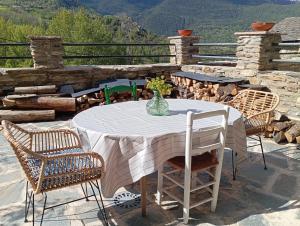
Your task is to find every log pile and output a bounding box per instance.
[266,114,300,144]
[171,75,240,102]
[75,89,154,112]
[0,85,76,122]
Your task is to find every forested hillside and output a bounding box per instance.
[80,0,300,41]
[0,8,167,67]
[0,0,299,67]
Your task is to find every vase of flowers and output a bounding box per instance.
[146,77,172,116]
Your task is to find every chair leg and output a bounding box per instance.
[183,168,191,224]
[32,193,35,226]
[80,183,89,201]
[95,180,108,223]
[231,150,236,180]
[258,136,267,170]
[24,181,31,223]
[157,165,163,205]
[211,149,224,212]
[40,193,47,226]
[88,182,108,226]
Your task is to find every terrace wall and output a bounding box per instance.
[0,64,180,92]
[182,64,300,119]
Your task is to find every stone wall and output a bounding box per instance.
[182,64,300,120]
[235,32,282,71]
[168,36,200,65]
[30,36,64,69]
[0,64,180,92]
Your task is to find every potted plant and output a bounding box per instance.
[177,17,193,36]
[146,76,172,116]
[251,22,275,31]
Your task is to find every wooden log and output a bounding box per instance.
[273,131,286,143]
[264,131,273,138]
[212,84,220,94]
[272,121,294,132]
[3,96,76,112]
[0,110,55,122]
[285,124,300,143]
[14,85,56,94]
[186,78,192,87]
[88,98,101,105]
[296,136,300,144]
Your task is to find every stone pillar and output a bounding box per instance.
[30,36,64,69]
[168,36,200,65]
[235,32,281,71]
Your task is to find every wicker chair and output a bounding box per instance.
[1,120,108,226]
[228,89,279,175]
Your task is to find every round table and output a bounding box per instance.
[72,99,246,198]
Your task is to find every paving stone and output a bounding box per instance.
[0,136,9,146]
[236,186,287,210]
[237,214,271,226]
[118,204,171,226]
[238,162,275,184]
[266,154,289,169]
[272,174,297,198]
[0,122,299,225]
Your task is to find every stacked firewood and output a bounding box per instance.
[171,76,239,102]
[0,85,76,122]
[76,89,154,112]
[266,112,300,144]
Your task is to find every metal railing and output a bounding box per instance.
[191,42,238,65]
[0,42,176,61]
[272,41,300,65]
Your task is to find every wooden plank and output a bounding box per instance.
[14,85,56,94]
[272,121,294,132]
[0,110,55,122]
[3,96,76,112]
[140,176,147,217]
[71,87,101,98]
[174,71,247,84]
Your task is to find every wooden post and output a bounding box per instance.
[0,110,55,122]
[140,176,147,217]
[3,96,76,112]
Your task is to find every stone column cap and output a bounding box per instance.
[168,36,200,39]
[234,31,281,36]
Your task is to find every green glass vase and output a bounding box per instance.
[146,90,169,116]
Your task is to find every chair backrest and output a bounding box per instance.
[2,120,32,153]
[1,120,38,187]
[104,81,137,104]
[185,106,230,162]
[229,89,279,118]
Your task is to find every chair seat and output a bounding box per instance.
[245,118,267,136]
[167,152,219,172]
[26,148,102,192]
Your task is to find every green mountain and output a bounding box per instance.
[79,0,300,41]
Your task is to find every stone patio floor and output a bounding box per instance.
[0,120,299,226]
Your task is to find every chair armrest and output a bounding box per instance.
[247,110,273,124]
[30,129,82,153]
[36,151,105,193]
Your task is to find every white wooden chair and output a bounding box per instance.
[157,106,229,224]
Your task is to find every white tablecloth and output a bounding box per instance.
[72,99,246,197]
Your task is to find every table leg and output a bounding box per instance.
[140,176,147,217]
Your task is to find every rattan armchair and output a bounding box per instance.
[228,89,279,175]
[1,120,108,226]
